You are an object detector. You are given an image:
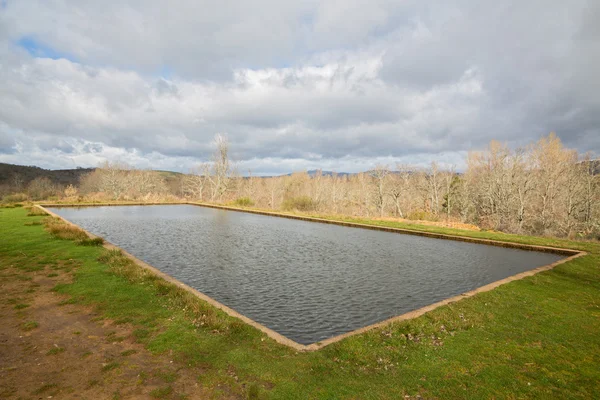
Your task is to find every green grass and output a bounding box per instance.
[1,207,599,399]
[47,346,65,355]
[32,383,58,395]
[150,385,173,398]
[102,362,120,373]
[21,321,39,331]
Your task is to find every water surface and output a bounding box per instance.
[49,205,563,345]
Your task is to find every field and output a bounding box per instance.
[1,206,599,399]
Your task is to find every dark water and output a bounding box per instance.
[49,205,563,345]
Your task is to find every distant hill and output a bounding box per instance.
[0,163,94,187]
[307,169,352,177]
[280,170,352,177]
[580,159,600,175]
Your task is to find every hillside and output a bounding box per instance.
[580,159,600,175]
[0,163,94,187]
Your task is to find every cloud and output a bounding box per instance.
[0,0,598,174]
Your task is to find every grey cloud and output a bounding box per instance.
[0,138,16,155]
[154,79,180,97]
[1,0,316,80]
[82,142,104,153]
[380,1,600,152]
[0,0,598,173]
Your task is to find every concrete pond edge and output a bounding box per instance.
[36,203,587,352]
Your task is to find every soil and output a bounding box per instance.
[0,264,214,399]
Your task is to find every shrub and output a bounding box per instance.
[2,193,28,203]
[406,210,439,222]
[27,177,58,200]
[281,196,317,212]
[77,237,104,246]
[64,184,78,198]
[26,207,48,217]
[44,216,106,245]
[44,217,89,241]
[234,197,254,207]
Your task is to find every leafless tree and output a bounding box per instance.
[370,164,389,217]
[207,134,234,201]
[20,132,596,239]
[388,165,411,218]
[11,173,24,192]
[184,163,210,200]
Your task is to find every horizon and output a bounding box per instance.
[1,1,599,175]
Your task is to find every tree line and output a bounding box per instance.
[2,133,598,239]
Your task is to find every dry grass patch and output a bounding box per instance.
[43,217,104,246]
[26,207,48,217]
[45,217,88,241]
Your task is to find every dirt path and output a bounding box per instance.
[0,262,212,399]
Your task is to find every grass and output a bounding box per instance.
[101,362,120,373]
[150,385,173,398]
[45,216,89,241]
[78,237,105,246]
[26,206,48,217]
[24,221,43,226]
[32,383,58,395]
[1,206,599,399]
[21,321,39,331]
[47,346,65,355]
[44,216,104,246]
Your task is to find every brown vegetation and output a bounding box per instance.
[44,217,103,246]
[2,133,599,239]
[25,207,48,217]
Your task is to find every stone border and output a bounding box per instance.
[36,203,586,352]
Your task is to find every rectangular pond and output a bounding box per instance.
[48,205,565,345]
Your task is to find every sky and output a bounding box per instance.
[0,0,599,175]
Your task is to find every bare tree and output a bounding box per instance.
[98,161,131,200]
[355,173,371,217]
[311,170,326,207]
[264,177,281,209]
[370,165,389,218]
[329,173,347,214]
[184,163,210,200]
[207,134,234,201]
[64,184,78,199]
[28,177,57,200]
[11,173,24,192]
[421,162,444,217]
[580,155,599,230]
[388,165,411,218]
[46,132,598,239]
[510,148,534,232]
[532,133,570,233]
